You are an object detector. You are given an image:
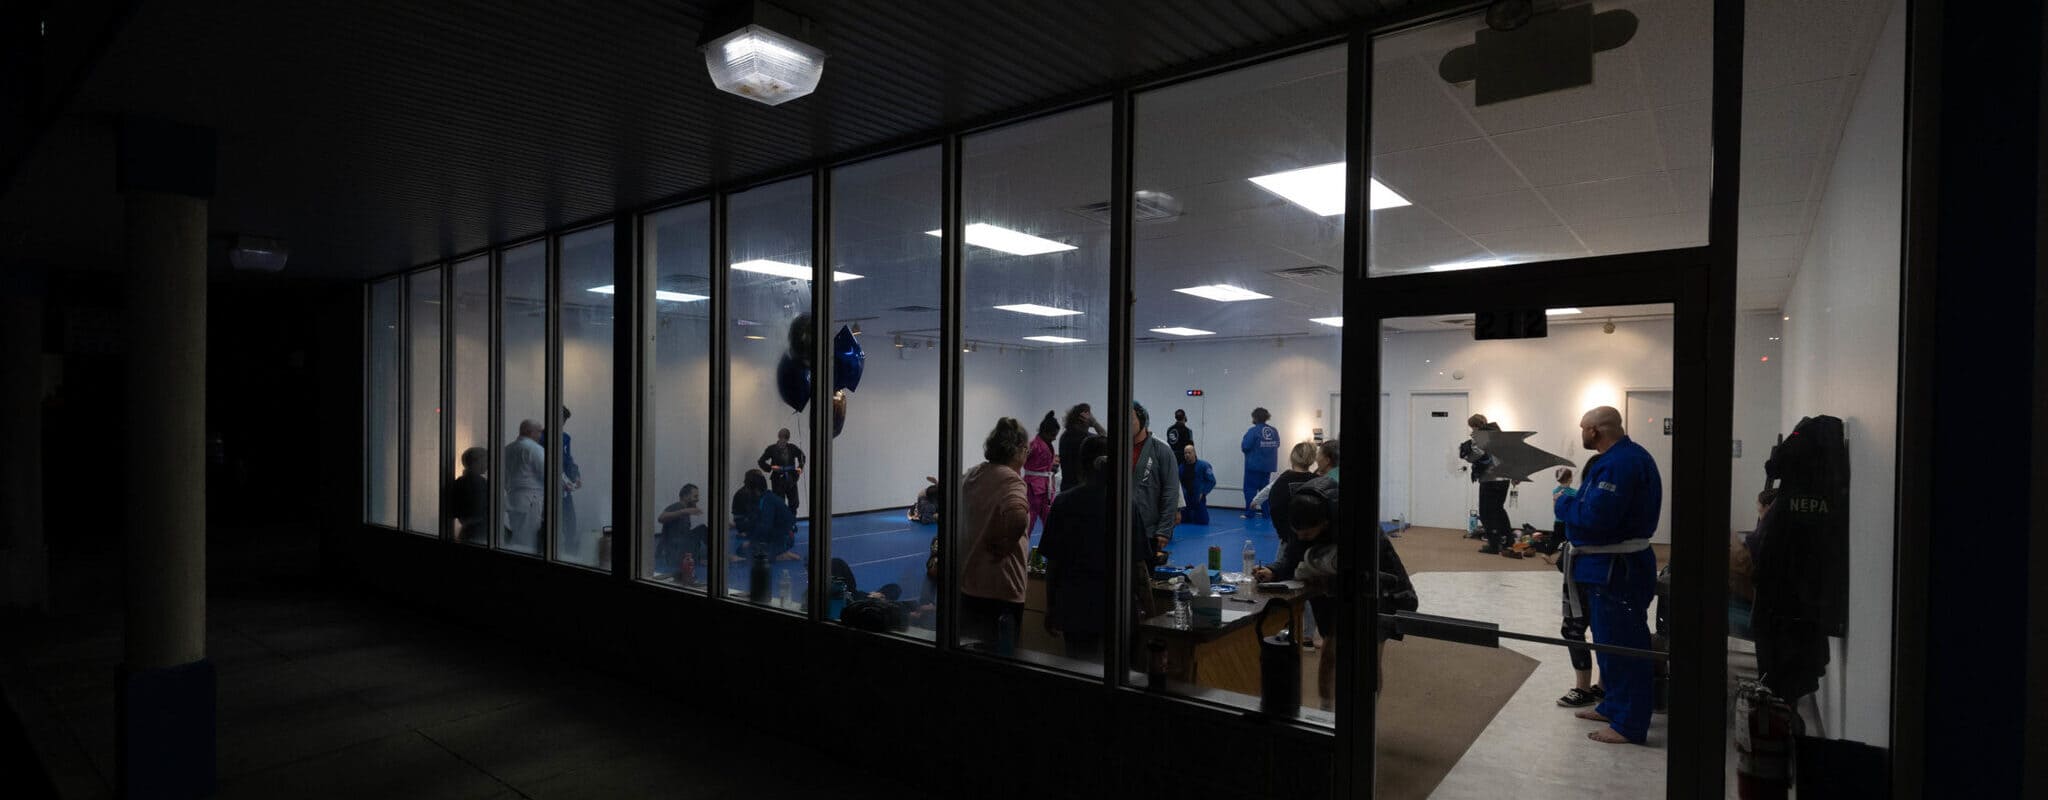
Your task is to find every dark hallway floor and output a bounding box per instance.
[1,581,931,799]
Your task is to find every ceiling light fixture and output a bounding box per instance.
[731,259,862,281]
[588,285,709,302]
[1150,326,1216,337]
[1174,284,1270,302]
[1248,162,1411,216]
[1310,317,1344,327]
[1023,335,1086,344]
[1545,307,1583,316]
[1426,258,1512,272]
[698,2,826,106]
[993,303,1083,317]
[924,223,1076,256]
[744,334,766,340]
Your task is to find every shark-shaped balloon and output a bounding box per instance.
[1471,430,1575,481]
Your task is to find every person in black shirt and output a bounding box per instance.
[757,428,806,514]
[448,447,490,545]
[655,483,707,576]
[730,469,768,562]
[1038,435,1147,661]
[1263,442,1323,548]
[1165,409,1193,458]
[1056,403,1104,494]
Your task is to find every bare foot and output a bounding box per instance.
[1575,709,1611,723]
[775,551,802,562]
[1588,728,1633,744]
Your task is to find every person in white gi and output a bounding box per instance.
[502,419,551,552]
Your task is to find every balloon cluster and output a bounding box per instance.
[774,312,865,437]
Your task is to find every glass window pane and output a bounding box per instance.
[1368,1,1713,276]
[556,226,614,569]
[405,268,443,535]
[499,240,549,556]
[826,147,942,641]
[726,177,813,611]
[1125,48,1345,720]
[958,104,1109,673]
[1374,303,1675,795]
[365,278,401,527]
[642,203,713,587]
[451,255,491,546]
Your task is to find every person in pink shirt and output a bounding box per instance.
[1023,412,1060,535]
[959,417,1033,651]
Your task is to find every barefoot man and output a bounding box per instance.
[1554,406,1662,744]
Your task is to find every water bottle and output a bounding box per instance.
[1173,581,1193,630]
[749,553,770,603]
[1241,539,1257,580]
[1207,545,1222,573]
[777,570,794,609]
[995,612,1016,656]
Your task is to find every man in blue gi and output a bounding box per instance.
[1554,405,1661,744]
[1239,407,1280,518]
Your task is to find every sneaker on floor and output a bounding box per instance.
[1557,686,1605,708]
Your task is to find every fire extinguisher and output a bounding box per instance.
[1735,679,1800,799]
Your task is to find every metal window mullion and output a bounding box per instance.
[491,249,504,550]
[397,274,410,533]
[808,170,834,620]
[936,134,963,651]
[1106,89,1135,690]
[709,193,732,599]
[613,213,640,579]
[546,236,563,562]
[362,283,372,524]
[443,264,456,543]
[1339,26,1374,800]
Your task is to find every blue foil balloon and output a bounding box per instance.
[832,325,866,393]
[775,351,810,413]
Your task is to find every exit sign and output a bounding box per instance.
[1186,389,1204,396]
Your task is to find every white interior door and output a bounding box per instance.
[1407,392,1471,529]
[1625,390,1675,544]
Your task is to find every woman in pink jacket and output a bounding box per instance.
[1023,412,1060,535]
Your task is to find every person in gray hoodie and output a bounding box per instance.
[1130,402,1180,566]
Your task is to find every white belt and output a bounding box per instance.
[1561,538,1652,617]
[1022,469,1056,478]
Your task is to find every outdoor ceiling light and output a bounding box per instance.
[1427,258,1512,272]
[730,259,862,281]
[1023,335,1086,344]
[993,303,1083,317]
[699,3,826,107]
[1175,284,1270,302]
[588,284,709,302]
[924,223,1076,256]
[227,234,289,272]
[1310,316,1344,327]
[1249,163,1411,216]
[1150,326,1216,337]
[1546,307,1583,316]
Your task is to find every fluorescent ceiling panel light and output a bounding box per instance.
[1150,326,1216,337]
[1248,162,1410,216]
[743,334,766,340]
[924,223,1076,256]
[1310,317,1344,327]
[588,285,709,303]
[1174,284,1270,302]
[730,259,863,281]
[993,303,1083,317]
[1426,258,1512,272]
[1023,335,1086,344]
[1546,307,1583,316]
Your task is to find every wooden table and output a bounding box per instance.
[1137,583,1311,696]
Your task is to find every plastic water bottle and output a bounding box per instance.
[777,570,794,608]
[1173,581,1193,629]
[1241,539,1257,579]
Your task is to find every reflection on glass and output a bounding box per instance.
[958,104,1109,673]
[826,148,943,640]
[1375,304,1674,796]
[365,278,401,527]
[1368,1,1713,276]
[726,177,813,611]
[642,204,713,588]
[406,268,443,536]
[450,255,491,546]
[498,241,550,556]
[1126,48,1346,720]
[555,226,614,569]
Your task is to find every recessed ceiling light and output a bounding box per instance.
[1546,307,1582,316]
[1310,317,1344,327]
[1248,162,1410,216]
[1023,335,1086,344]
[1426,258,1512,272]
[1174,284,1270,302]
[924,224,1076,256]
[993,303,1083,317]
[588,284,709,302]
[731,259,862,281]
[1150,326,1216,337]
[743,335,766,340]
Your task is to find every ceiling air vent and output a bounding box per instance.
[1268,264,1341,280]
[1066,190,1183,226]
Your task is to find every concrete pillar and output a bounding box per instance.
[116,118,215,799]
[0,272,47,612]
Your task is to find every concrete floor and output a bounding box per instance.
[1,587,930,800]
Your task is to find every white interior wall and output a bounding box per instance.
[1134,337,1343,503]
[1775,0,1903,746]
[1731,312,1785,528]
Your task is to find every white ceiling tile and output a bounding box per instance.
[1739,202,1811,239]
[1742,257,1803,280]
[1626,0,1718,108]
[1740,155,1817,207]
[1743,79,1843,160]
[1669,166,1711,212]
[1370,56,1485,154]
[1370,235,1491,271]
[1491,111,1666,186]
[1745,0,1866,91]
[1427,189,1562,235]
[1654,100,1712,170]
[1540,173,1679,224]
[1738,234,1808,263]
[1371,139,1529,202]
[1465,48,1645,135]
[1469,226,1592,262]
[1571,211,1708,255]
[1369,204,1464,245]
